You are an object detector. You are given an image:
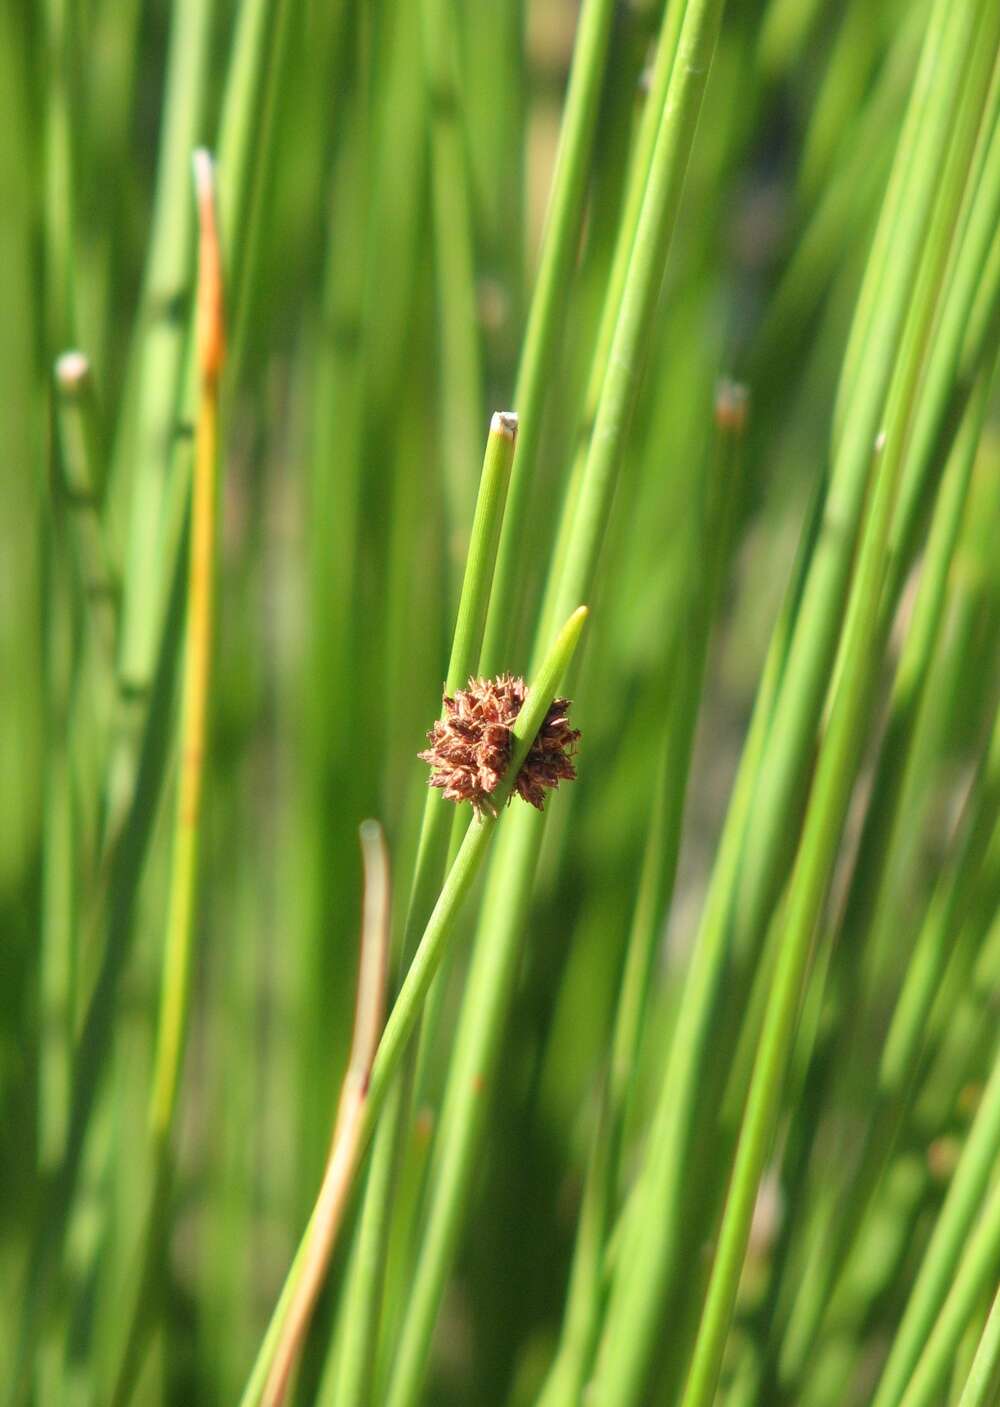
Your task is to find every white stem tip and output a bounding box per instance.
[55,350,90,388]
[491,411,519,439]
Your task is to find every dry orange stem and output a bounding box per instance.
[262,822,391,1407]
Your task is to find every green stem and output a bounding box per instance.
[538,385,747,1407]
[775,50,1000,1380]
[114,0,212,699]
[479,0,620,673]
[887,41,1000,601]
[105,150,225,1407]
[590,447,827,1407]
[830,0,949,449]
[223,0,294,385]
[38,531,76,1179]
[732,0,983,988]
[880,710,1000,1096]
[677,440,901,1407]
[872,1040,1000,1407]
[420,0,484,587]
[776,353,997,1389]
[331,412,518,1407]
[385,3,727,1402]
[238,606,589,1407]
[53,352,118,663]
[590,6,988,1401]
[956,1284,1000,1407]
[897,1175,1000,1407]
[531,0,689,658]
[42,0,78,351]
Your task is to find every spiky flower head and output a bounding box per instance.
[419,673,580,816]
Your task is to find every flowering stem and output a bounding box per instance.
[238,605,588,1407]
[329,411,518,1406]
[386,0,729,1400]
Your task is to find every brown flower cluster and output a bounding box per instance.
[419,673,580,816]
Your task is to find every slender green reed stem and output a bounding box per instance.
[9,539,186,1407]
[86,0,142,376]
[732,0,983,982]
[28,19,305,1354]
[541,0,723,653]
[223,0,293,385]
[38,535,75,1179]
[956,1284,1000,1407]
[420,0,484,582]
[42,0,78,351]
[872,1040,1000,1407]
[756,0,825,79]
[796,0,877,201]
[774,55,1000,1378]
[148,149,224,1141]
[750,43,901,383]
[617,380,746,1084]
[677,439,902,1407]
[37,0,80,1225]
[114,0,211,698]
[526,0,688,661]
[385,4,727,1402]
[591,5,987,1395]
[105,150,225,1407]
[331,412,518,1407]
[590,455,827,1407]
[478,0,618,673]
[880,708,1000,1096]
[704,466,886,1407]
[830,0,948,450]
[754,78,1000,1369]
[19,40,297,1345]
[108,0,289,838]
[887,39,1000,598]
[889,366,993,772]
[538,385,747,1407]
[641,79,1000,1373]
[39,348,111,1198]
[239,606,589,1407]
[775,356,997,1388]
[896,1175,1000,1407]
[53,353,118,663]
[442,413,521,696]
[215,0,281,273]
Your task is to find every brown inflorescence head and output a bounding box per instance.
[418,673,580,816]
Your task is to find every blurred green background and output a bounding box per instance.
[4,0,1000,1404]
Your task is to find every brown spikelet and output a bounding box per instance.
[418,674,580,816]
